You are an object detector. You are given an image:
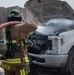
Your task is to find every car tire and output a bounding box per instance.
[65,47,74,75]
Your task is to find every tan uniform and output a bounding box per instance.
[1,21,37,75]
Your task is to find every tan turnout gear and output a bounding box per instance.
[10,21,37,40]
[1,21,38,75]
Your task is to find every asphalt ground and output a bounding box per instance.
[0,62,67,75]
[29,64,67,75]
[0,66,67,75]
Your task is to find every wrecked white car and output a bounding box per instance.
[28,18,74,75]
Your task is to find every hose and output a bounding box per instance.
[0,21,23,29]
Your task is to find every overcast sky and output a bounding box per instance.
[0,0,28,8]
[0,0,74,9]
[62,0,74,9]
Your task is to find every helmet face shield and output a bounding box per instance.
[8,17,22,21]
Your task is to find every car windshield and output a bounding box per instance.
[36,18,74,35]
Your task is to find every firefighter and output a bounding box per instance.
[1,9,37,75]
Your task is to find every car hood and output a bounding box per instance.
[36,18,74,36]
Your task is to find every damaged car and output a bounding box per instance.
[28,18,74,75]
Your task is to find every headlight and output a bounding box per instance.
[52,38,58,50]
[60,38,64,45]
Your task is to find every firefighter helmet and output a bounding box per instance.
[9,9,22,17]
[8,9,22,21]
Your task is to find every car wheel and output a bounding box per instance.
[65,47,74,75]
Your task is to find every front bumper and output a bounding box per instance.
[28,53,68,67]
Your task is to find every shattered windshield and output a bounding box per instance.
[36,18,74,36]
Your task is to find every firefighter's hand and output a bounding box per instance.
[25,21,38,31]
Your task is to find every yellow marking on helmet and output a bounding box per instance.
[9,14,15,17]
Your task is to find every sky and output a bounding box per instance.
[0,0,28,8]
[0,0,74,9]
[62,0,74,9]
